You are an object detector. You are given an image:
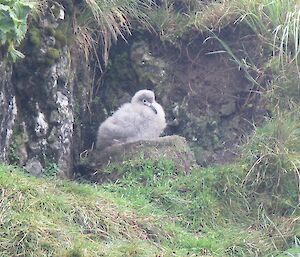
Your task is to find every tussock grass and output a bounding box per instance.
[233,0,300,71]
[0,154,298,256]
[242,111,300,214]
[74,0,153,66]
[265,64,300,110]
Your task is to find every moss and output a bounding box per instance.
[8,140,19,165]
[45,22,72,47]
[44,26,55,36]
[46,47,60,60]
[44,58,55,66]
[29,28,41,48]
[63,247,84,257]
[53,29,68,46]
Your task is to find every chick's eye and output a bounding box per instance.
[142,99,147,103]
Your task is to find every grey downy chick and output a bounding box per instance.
[96,89,166,150]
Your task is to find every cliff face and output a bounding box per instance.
[0,2,88,177]
[0,1,264,176]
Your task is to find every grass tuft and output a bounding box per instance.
[242,111,300,214]
[74,0,153,66]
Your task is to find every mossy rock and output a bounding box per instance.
[53,29,68,46]
[84,135,196,182]
[46,47,60,60]
[29,28,41,48]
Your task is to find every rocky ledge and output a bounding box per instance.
[79,135,196,183]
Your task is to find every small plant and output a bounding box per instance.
[8,140,19,164]
[100,154,176,184]
[44,161,59,177]
[0,0,33,61]
[278,236,300,257]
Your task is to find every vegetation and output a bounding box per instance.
[0,0,33,61]
[73,0,153,67]
[243,112,300,213]
[0,153,299,256]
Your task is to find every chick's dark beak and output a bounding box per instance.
[144,102,157,114]
[150,104,158,114]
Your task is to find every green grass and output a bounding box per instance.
[0,165,182,256]
[242,111,300,215]
[1,157,299,256]
[102,156,299,256]
[0,139,300,257]
[232,0,300,66]
[2,163,248,256]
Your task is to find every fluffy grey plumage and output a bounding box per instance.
[96,89,166,150]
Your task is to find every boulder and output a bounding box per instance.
[82,135,196,183]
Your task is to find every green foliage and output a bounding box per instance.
[29,27,41,48]
[144,2,189,42]
[63,247,85,257]
[103,155,299,255]
[278,237,300,257]
[242,111,300,214]
[0,165,151,256]
[0,0,33,61]
[0,164,208,256]
[266,65,300,109]
[44,161,59,177]
[234,0,299,64]
[8,139,19,164]
[1,151,298,257]
[46,47,60,60]
[94,155,176,184]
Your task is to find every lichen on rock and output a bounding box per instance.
[10,4,75,177]
[0,61,17,162]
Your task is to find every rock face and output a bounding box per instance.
[0,1,93,177]
[8,4,76,177]
[0,61,17,162]
[86,135,196,182]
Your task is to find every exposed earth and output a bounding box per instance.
[88,31,266,166]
